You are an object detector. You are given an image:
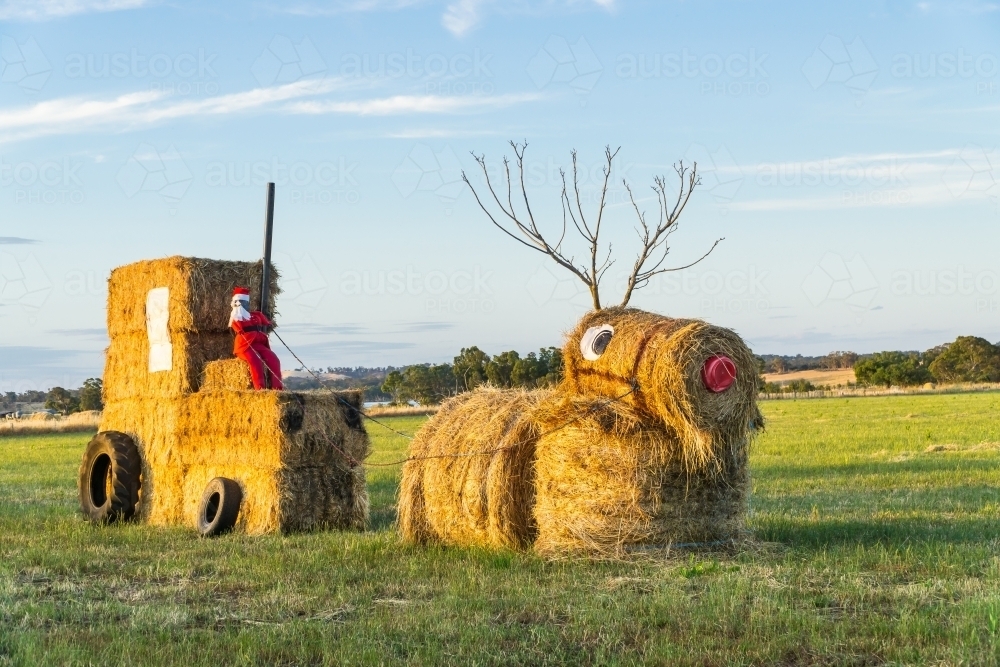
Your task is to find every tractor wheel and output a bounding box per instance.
[197,477,242,537]
[79,431,141,524]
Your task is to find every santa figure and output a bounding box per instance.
[229,287,283,390]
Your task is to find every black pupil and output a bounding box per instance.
[592,330,612,356]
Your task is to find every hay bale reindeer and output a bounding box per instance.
[399,144,762,555]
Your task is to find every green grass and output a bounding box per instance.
[1,396,999,665]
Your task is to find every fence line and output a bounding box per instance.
[758,383,1000,401]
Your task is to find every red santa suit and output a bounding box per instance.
[229,287,283,390]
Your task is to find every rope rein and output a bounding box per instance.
[236,328,639,469]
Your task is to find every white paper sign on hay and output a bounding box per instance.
[146,287,172,372]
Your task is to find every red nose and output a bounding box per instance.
[701,355,737,393]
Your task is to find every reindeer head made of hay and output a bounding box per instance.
[561,307,760,471]
[463,143,761,470]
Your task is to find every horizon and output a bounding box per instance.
[2,0,999,392]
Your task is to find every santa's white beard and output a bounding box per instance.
[229,304,251,326]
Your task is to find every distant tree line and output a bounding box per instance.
[0,379,103,416]
[760,335,1000,392]
[283,367,398,400]
[381,346,563,406]
[855,336,1000,388]
[760,351,860,374]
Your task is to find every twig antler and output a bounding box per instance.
[619,162,722,307]
[462,142,722,310]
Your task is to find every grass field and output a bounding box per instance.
[2,394,999,665]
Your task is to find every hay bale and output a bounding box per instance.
[102,332,234,402]
[399,387,547,549]
[400,307,762,556]
[101,256,278,402]
[28,412,55,421]
[201,358,252,391]
[561,307,761,472]
[99,390,369,534]
[106,256,279,337]
[532,395,750,557]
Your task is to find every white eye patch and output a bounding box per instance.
[580,324,614,361]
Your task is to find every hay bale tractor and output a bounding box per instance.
[78,255,369,535]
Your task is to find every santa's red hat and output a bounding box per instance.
[233,287,250,301]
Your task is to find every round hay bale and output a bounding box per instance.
[398,387,549,549]
[29,411,56,421]
[532,394,751,557]
[561,307,762,472]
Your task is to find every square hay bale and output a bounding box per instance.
[106,256,279,337]
[201,358,253,391]
[102,256,278,402]
[99,390,369,534]
[103,332,234,402]
[532,395,750,557]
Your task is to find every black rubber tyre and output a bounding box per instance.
[197,477,243,537]
[78,431,141,524]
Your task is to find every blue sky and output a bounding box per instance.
[1,0,999,391]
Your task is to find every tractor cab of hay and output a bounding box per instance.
[79,256,370,536]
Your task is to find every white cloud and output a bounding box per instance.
[284,92,540,115]
[0,0,148,20]
[729,147,997,212]
[0,80,541,141]
[275,0,426,16]
[264,0,616,33]
[442,0,484,35]
[443,0,618,35]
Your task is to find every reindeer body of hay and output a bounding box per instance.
[398,307,762,556]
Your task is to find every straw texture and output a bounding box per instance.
[97,256,367,535]
[398,387,546,549]
[398,307,762,556]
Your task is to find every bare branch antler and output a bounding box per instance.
[618,162,723,307]
[462,143,722,310]
[462,141,615,310]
